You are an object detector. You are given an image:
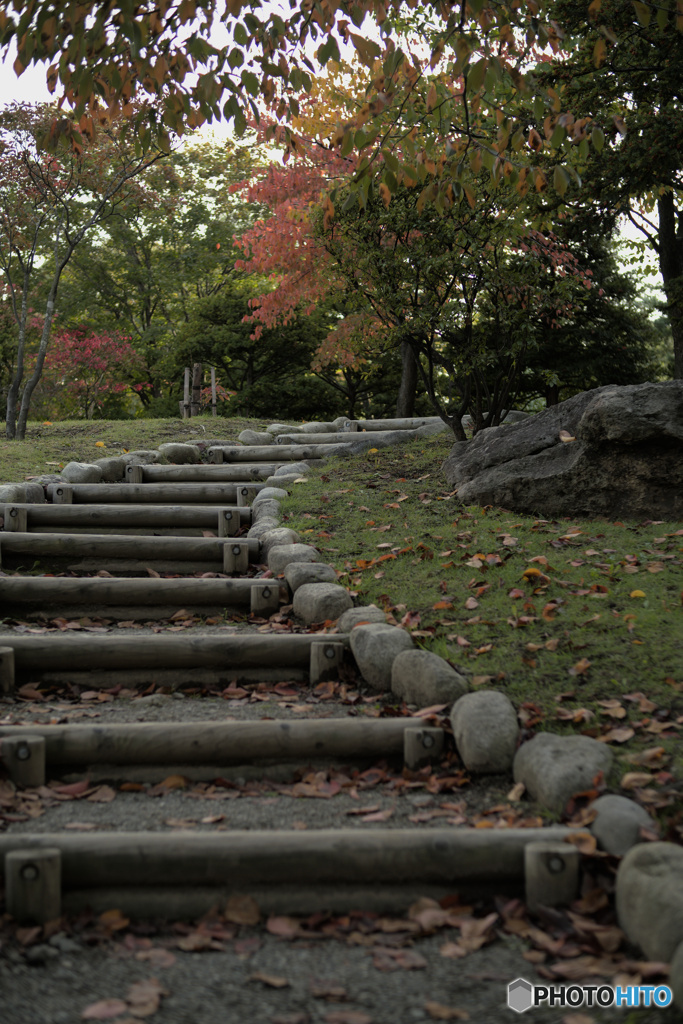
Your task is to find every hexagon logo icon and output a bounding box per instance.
[508,978,534,1013]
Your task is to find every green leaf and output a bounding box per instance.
[233,23,248,46]
[553,165,570,196]
[591,126,605,152]
[632,1,651,27]
[467,58,487,92]
[241,70,259,96]
[533,96,545,121]
[341,129,354,157]
[318,36,340,66]
[228,47,244,70]
[382,149,400,173]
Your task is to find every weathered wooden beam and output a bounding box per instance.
[38,667,310,689]
[210,445,339,462]
[0,576,269,608]
[353,417,445,431]
[2,503,250,532]
[47,483,267,505]
[0,828,580,888]
[0,533,261,566]
[0,633,348,671]
[0,718,422,765]
[125,464,282,483]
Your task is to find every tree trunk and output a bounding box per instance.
[395,340,418,417]
[657,193,683,379]
[15,293,57,440]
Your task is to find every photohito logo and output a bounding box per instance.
[507,978,673,1013]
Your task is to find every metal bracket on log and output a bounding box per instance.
[223,540,250,574]
[3,506,28,532]
[524,842,580,913]
[125,465,145,483]
[217,509,240,536]
[237,486,258,507]
[1,734,46,787]
[5,847,61,925]
[403,727,445,770]
[50,485,73,504]
[309,641,345,684]
[250,581,280,616]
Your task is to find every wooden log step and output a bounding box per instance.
[46,483,267,505]
[2,503,251,530]
[0,533,261,568]
[0,576,278,610]
[352,417,445,431]
[0,633,349,671]
[0,827,579,889]
[275,430,420,446]
[0,718,422,765]
[125,463,284,483]
[209,445,339,463]
[38,667,310,689]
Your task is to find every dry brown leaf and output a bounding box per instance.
[224,894,260,926]
[621,772,655,790]
[324,1012,373,1024]
[81,999,129,1020]
[135,948,177,969]
[310,980,348,1001]
[250,971,290,988]
[425,1000,470,1020]
[126,977,166,1017]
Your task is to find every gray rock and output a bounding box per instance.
[443,381,683,519]
[589,794,656,856]
[293,582,353,625]
[0,484,24,502]
[450,690,518,773]
[25,944,60,964]
[254,487,289,502]
[48,933,82,955]
[252,498,281,522]
[392,650,467,707]
[265,474,303,487]
[121,449,163,466]
[513,732,613,813]
[285,562,338,593]
[267,543,319,575]
[260,528,301,555]
[238,430,274,445]
[94,457,126,482]
[22,482,46,503]
[616,842,683,961]
[671,941,683,1009]
[349,623,413,693]
[274,462,310,477]
[337,605,387,633]
[61,461,103,484]
[299,421,337,433]
[247,517,280,540]
[268,423,302,434]
[158,442,200,464]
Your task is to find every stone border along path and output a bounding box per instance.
[0,415,680,1008]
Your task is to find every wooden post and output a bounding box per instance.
[0,827,580,890]
[0,575,259,609]
[125,464,144,483]
[0,646,15,695]
[182,367,191,419]
[211,367,217,417]
[223,540,249,574]
[217,509,240,537]
[309,641,345,684]
[250,581,280,616]
[403,727,445,770]
[4,506,28,532]
[237,486,258,507]
[6,848,61,925]
[525,842,580,912]
[191,362,202,417]
[6,503,251,531]
[51,485,73,504]
[48,483,266,505]
[1,735,46,787]
[0,533,260,565]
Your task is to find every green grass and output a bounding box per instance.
[279,432,683,825]
[0,415,269,483]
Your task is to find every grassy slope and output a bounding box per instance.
[279,433,683,829]
[0,415,269,483]
[2,418,681,831]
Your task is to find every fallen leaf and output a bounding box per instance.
[371,947,428,971]
[98,909,129,932]
[81,999,129,1020]
[135,948,177,968]
[568,658,591,676]
[425,1001,470,1020]
[559,430,576,443]
[225,894,260,926]
[266,916,301,938]
[324,1013,373,1024]
[310,980,348,1001]
[250,971,290,988]
[126,977,166,1017]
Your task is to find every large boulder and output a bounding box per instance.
[616,842,683,962]
[442,382,683,518]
